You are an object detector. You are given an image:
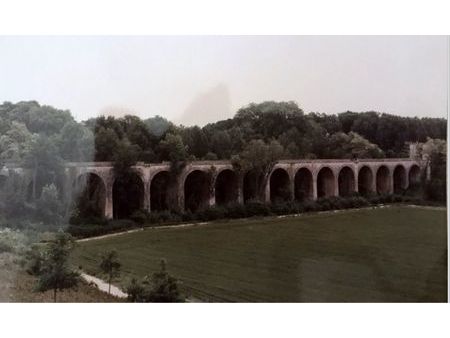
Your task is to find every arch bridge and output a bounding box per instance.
[1,158,425,219]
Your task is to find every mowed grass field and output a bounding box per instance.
[72,206,447,302]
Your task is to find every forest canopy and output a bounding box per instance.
[0,100,446,167]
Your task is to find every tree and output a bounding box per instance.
[56,121,94,162]
[99,250,121,294]
[181,126,209,159]
[22,133,64,202]
[34,232,79,302]
[126,259,184,302]
[159,132,188,175]
[233,139,285,201]
[326,132,384,159]
[35,184,64,225]
[0,121,34,163]
[418,138,447,203]
[126,278,146,302]
[144,115,173,138]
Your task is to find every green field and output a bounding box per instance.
[72,206,447,302]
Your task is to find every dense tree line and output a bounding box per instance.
[1,100,446,167]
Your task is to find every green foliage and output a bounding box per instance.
[25,245,45,275]
[233,139,285,201]
[415,138,447,203]
[33,232,79,302]
[67,220,138,238]
[0,172,29,219]
[159,132,187,175]
[99,250,121,294]
[56,121,94,162]
[126,278,146,302]
[35,184,64,225]
[425,152,446,202]
[126,259,184,302]
[327,132,384,159]
[144,115,173,138]
[130,209,148,224]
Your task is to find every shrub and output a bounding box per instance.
[69,213,108,226]
[126,259,184,303]
[181,210,194,222]
[35,184,64,225]
[224,203,248,219]
[271,201,296,215]
[302,200,319,212]
[126,278,146,302]
[67,219,138,238]
[197,206,226,221]
[130,209,148,224]
[348,196,369,208]
[245,201,272,217]
[0,240,14,253]
[148,210,182,224]
[317,198,333,211]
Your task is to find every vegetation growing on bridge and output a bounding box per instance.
[0,100,447,229]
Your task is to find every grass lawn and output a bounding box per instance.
[72,206,448,302]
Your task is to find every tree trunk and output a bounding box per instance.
[108,274,112,294]
[53,287,57,303]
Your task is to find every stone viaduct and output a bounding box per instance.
[0,158,425,219]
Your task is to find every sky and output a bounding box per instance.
[0,36,447,125]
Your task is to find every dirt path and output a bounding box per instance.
[80,273,127,298]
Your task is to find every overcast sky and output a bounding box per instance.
[0,36,447,125]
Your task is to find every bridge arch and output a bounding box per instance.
[215,169,238,206]
[376,165,391,194]
[294,167,313,201]
[269,168,291,203]
[113,171,144,219]
[338,166,356,197]
[357,166,373,196]
[409,164,421,187]
[317,167,335,198]
[73,172,107,218]
[184,170,210,212]
[393,165,407,194]
[150,170,171,211]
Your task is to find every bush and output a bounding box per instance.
[0,240,14,253]
[197,206,226,221]
[67,219,138,238]
[223,203,248,219]
[66,192,429,239]
[302,200,319,212]
[181,210,194,222]
[348,196,370,208]
[316,198,333,211]
[245,201,272,217]
[130,209,148,224]
[126,260,184,303]
[35,184,64,225]
[148,210,182,224]
[271,201,297,215]
[69,213,108,226]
